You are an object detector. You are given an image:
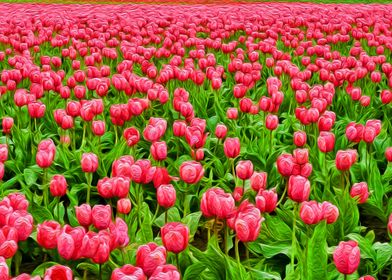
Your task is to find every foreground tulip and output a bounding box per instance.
[250,172,267,191]
[36,139,56,169]
[37,220,61,250]
[293,131,307,147]
[0,145,7,163]
[299,201,323,225]
[112,155,134,178]
[151,141,167,161]
[161,222,189,254]
[336,150,357,171]
[320,201,339,224]
[388,214,392,235]
[359,276,375,280]
[277,154,295,177]
[215,124,227,139]
[333,241,360,275]
[288,175,310,202]
[179,161,204,184]
[149,265,180,280]
[223,137,240,158]
[123,127,140,147]
[81,153,98,173]
[200,188,235,219]
[136,243,167,277]
[318,132,335,153]
[255,189,277,213]
[111,265,146,280]
[57,225,85,260]
[0,257,8,279]
[350,182,370,204]
[44,265,73,280]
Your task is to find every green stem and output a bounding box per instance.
[152,205,160,222]
[99,264,102,280]
[81,122,87,150]
[291,204,297,269]
[165,208,168,224]
[43,168,49,207]
[235,236,240,263]
[231,159,236,186]
[86,173,92,204]
[175,253,180,269]
[224,222,229,255]
[83,270,87,280]
[276,183,287,206]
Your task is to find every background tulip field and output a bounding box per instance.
[1,1,392,280]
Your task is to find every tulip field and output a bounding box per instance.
[1,1,392,280]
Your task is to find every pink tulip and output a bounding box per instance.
[200,188,235,219]
[161,222,189,254]
[333,241,360,275]
[157,184,176,208]
[92,205,112,230]
[49,175,67,197]
[288,175,310,202]
[81,153,98,173]
[179,161,204,184]
[136,243,167,277]
[223,137,240,158]
[44,265,73,280]
[350,182,369,204]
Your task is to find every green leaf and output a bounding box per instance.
[373,242,392,272]
[32,262,58,276]
[307,221,328,280]
[182,211,202,236]
[76,262,99,276]
[31,204,53,223]
[183,262,206,280]
[154,207,181,227]
[23,166,41,186]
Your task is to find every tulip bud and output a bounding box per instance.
[255,189,277,213]
[151,141,167,161]
[173,120,186,137]
[81,153,98,173]
[2,117,13,134]
[227,108,238,119]
[320,201,339,224]
[236,160,254,180]
[136,243,167,277]
[299,201,323,225]
[350,182,369,204]
[358,276,375,280]
[293,148,309,165]
[179,161,204,184]
[37,221,61,249]
[123,127,140,147]
[161,222,189,254]
[250,172,267,191]
[201,188,235,219]
[92,205,112,230]
[75,204,92,227]
[318,131,335,153]
[44,265,73,280]
[112,156,134,178]
[49,175,67,197]
[36,139,56,169]
[265,114,279,130]
[150,265,180,280]
[0,257,8,279]
[215,124,227,139]
[386,147,392,162]
[0,145,7,163]
[223,137,240,158]
[92,120,106,136]
[0,163,4,181]
[117,198,132,214]
[336,150,357,171]
[157,184,176,208]
[288,175,310,202]
[233,187,243,202]
[111,265,145,280]
[277,154,295,177]
[293,131,307,147]
[388,214,392,235]
[333,241,360,275]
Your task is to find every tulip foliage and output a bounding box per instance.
[1,2,392,280]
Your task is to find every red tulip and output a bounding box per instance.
[44,265,73,280]
[179,161,204,184]
[57,225,85,260]
[358,276,375,280]
[215,124,227,139]
[336,150,357,171]
[227,200,262,242]
[233,187,244,202]
[0,257,8,279]
[350,182,369,204]
[75,204,92,227]
[36,139,56,168]
[130,159,156,184]
[172,120,186,137]
[201,188,235,219]
[81,153,98,173]
[49,175,67,197]
[236,160,254,180]
[223,137,240,158]
[12,273,41,280]
[388,214,392,235]
[293,148,309,165]
[157,184,176,208]
[92,120,106,136]
[345,122,364,143]
[2,117,13,134]
[299,201,323,225]
[161,222,189,254]
[151,141,167,161]
[28,102,46,118]
[136,243,167,277]
[320,201,339,224]
[0,145,7,163]
[265,114,279,130]
[111,265,146,280]
[293,131,307,147]
[143,117,167,142]
[288,175,310,202]
[318,132,335,153]
[386,147,392,162]
[92,205,112,230]
[149,265,180,280]
[37,221,61,249]
[123,127,140,147]
[255,189,278,213]
[226,108,238,119]
[109,218,129,249]
[277,154,295,177]
[250,172,267,191]
[117,198,132,214]
[112,155,134,178]
[333,240,360,275]
[0,240,17,259]
[0,163,4,181]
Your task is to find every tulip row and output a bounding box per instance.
[1,2,392,280]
